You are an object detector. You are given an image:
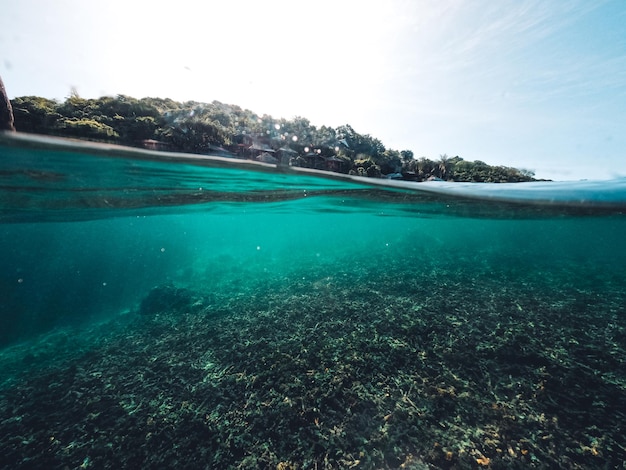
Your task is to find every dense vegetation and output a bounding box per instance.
[10,93,537,182]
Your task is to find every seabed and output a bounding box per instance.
[1,254,625,469]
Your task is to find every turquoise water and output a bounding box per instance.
[1,134,626,468]
[2,135,625,347]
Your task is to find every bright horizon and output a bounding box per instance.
[2,0,625,181]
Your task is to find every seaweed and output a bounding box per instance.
[1,260,625,469]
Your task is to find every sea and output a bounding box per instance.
[1,133,625,469]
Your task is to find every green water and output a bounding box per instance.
[1,135,626,468]
[1,134,625,349]
[3,192,625,345]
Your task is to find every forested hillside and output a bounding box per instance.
[10,93,536,182]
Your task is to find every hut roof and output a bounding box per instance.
[249,144,275,152]
[256,152,278,164]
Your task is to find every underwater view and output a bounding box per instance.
[1,134,625,469]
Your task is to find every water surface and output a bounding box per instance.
[1,134,625,469]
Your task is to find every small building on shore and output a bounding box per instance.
[141,139,171,151]
[256,152,278,164]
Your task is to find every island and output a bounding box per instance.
[9,92,537,182]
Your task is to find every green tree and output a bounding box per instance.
[10,92,537,182]
[417,157,436,180]
[167,118,229,153]
[379,149,402,175]
[400,150,414,163]
[56,91,89,119]
[57,118,119,140]
[10,96,60,133]
[435,154,451,180]
[335,124,386,162]
[280,116,316,146]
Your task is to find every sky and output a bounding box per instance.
[1,0,625,181]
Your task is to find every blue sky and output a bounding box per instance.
[1,0,625,180]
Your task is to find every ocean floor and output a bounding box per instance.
[1,258,625,469]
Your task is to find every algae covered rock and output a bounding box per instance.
[139,284,201,316]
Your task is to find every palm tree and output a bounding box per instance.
[416,157,434,180]
[437,154,451,180]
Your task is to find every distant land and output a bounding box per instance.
[9,92,538,182]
